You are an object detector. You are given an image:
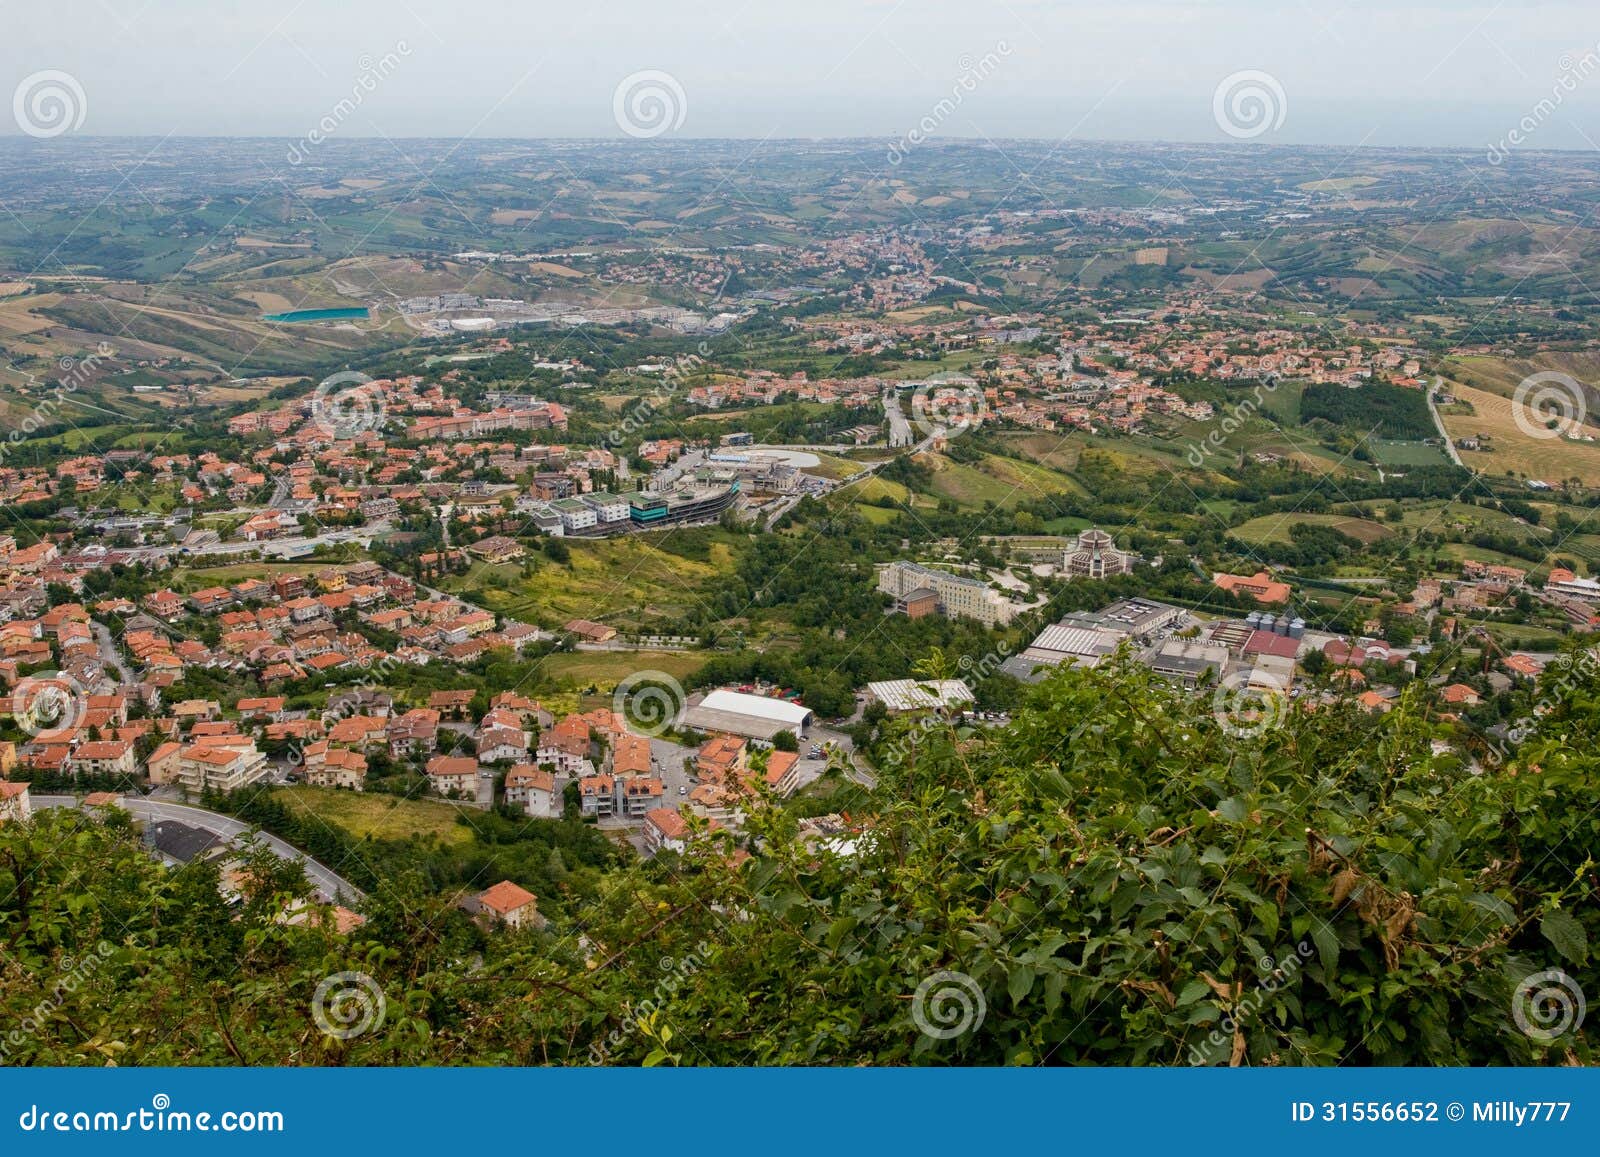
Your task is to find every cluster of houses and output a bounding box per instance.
[114,561,542,693]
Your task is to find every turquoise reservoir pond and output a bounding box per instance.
[262,307,370,323]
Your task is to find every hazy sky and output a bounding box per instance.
[5,0,1600,149]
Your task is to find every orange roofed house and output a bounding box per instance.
[1213,570,1292,605]
[426,754,480,800]
[471,880,545,929]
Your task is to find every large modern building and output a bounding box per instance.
[877,561,1019,627]
[1545,567,1600,602]
[1063,528,1139,579]
[626,478,741,528]
[865,678,974,714]
[523,479,741,538]
[1059,598,1185,642]
[1000,622,1125,683]
[1144,640,1229,688]
[680,689,815,742]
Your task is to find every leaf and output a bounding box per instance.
[1217,797,1248,823]
[1177,979,1211,1007]
[1008,966,1036,1004]
[1540,910,1589,965]
[1310,921,1340,976]
[1466,893,1515,926]
[1330,868,1361,908]
[1251,902,1280,940]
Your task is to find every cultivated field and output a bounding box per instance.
[1438,381,1600,486]
[1229,512,1394,547]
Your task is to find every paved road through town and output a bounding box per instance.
[33,794,365,904]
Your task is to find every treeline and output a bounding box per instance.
[1301,381,1435,440]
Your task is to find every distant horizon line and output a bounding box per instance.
[0,132,1589,157]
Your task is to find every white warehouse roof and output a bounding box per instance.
[682,689,815,740]
[866,679,974,713]
[697,689,814,726]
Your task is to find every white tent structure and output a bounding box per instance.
[681,689,814,742]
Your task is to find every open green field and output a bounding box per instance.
[925,457,1020,507]
[978,454,1089,498]
[273,786,476,847]
[1039,514,1095,534]
[1229,511,1394,546]
[1255,380,1305,426]
[1370,439,1450,467]
[176,561,325,589]
[837,474,910,504]
[854,504,900,525]
[921,451,1084,510]
[806,451,882,481]
[1392,500,1548,543]
[533,648,707,691]
[441,530,745,631]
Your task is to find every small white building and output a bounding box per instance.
[0,781,32,824]
[552,499,597,532]
[581,492,631,523]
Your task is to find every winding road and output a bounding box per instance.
[34,795,364,904]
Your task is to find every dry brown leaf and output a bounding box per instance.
[1200,971,1238,1002]
[1331,868,1361,908]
